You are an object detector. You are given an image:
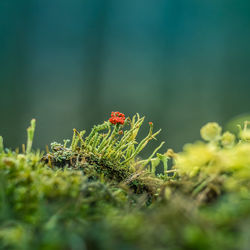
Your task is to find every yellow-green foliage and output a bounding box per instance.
[174,121,250,202]
[0,142,128,249]
[70,113,164,167]
[43,114,165,192]
[2,117,250,250]
[0,145,126,219]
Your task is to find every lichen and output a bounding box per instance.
[2,115,250,249]
[42,112,165,195]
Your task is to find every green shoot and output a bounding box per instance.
[26,119,36,154]
[0,136,3,153]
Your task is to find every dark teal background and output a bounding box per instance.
[1,0,250,152]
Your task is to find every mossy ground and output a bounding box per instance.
[1,116,250,249]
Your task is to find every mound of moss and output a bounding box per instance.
[1,114,250,250]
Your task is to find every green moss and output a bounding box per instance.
[42,113,165,195]
[2,117,250,249]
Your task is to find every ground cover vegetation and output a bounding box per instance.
[1,112,250,250]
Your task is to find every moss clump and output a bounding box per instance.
[2,115,250,249]
[42,113,165,196]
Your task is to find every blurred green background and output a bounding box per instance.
[1,0,250,152]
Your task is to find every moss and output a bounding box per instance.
[42,113,165,196]
[2,116,250,249]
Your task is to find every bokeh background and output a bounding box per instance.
[1,0,250,153]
